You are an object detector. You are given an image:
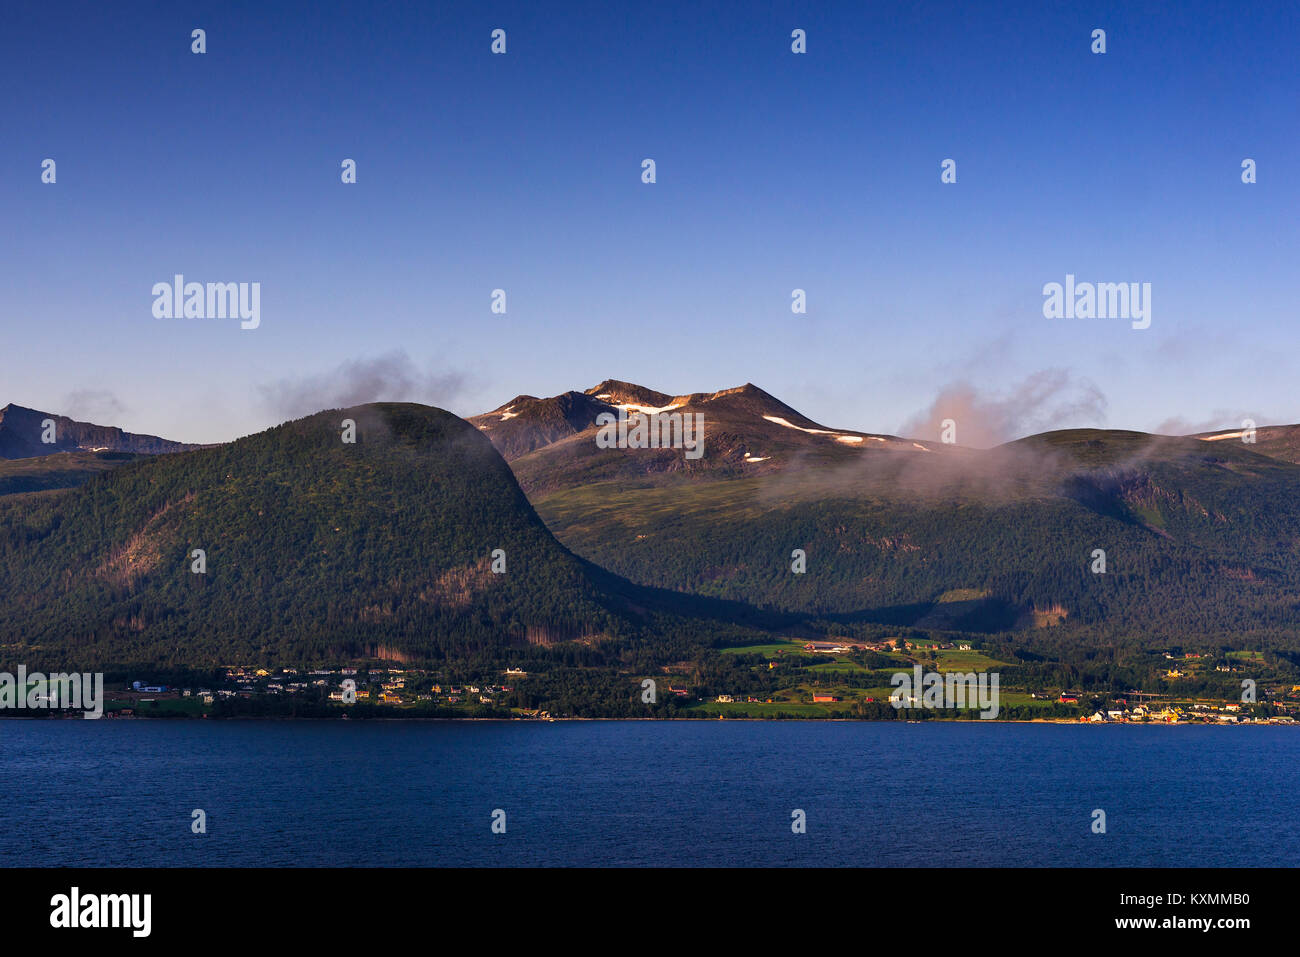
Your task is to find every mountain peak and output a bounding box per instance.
[0,404,199,460]
[584,380,673,408]
[469,379,939,489]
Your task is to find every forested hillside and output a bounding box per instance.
[0,404,739,668]
[532,429,1300,651]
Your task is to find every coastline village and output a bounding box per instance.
[82,635,1300,724]
[100,666,542,718]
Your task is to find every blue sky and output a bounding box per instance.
[2,0,1297,444]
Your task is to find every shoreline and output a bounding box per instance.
[2,713,1292,726]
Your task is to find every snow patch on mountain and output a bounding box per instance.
[618,402,683,416]
[762,415,839,435]
[762,413,926,451]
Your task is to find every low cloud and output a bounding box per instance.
[900,369,1108,448]
[1153,411,1259,436]
[258,351,470,420]
[62,389,127,423]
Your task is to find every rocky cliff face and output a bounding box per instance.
[0,403,199,459]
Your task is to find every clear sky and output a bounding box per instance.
[2,0,1297,444]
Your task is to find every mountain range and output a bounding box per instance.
[3,383,1300,669]
[0,403,198,459]
[470,381,1300,645]
[468,379,941,491]
[0,403,200,497]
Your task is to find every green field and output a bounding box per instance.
[805,660,874,674]
[718,639,811,656]
[930,649,1007,671]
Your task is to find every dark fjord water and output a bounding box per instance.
[1,721,1296,867]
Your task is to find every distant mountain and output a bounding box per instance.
[0,403,198,459]
[468,389,616,460]
[0,404,200,498]
[470,379,940,494]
